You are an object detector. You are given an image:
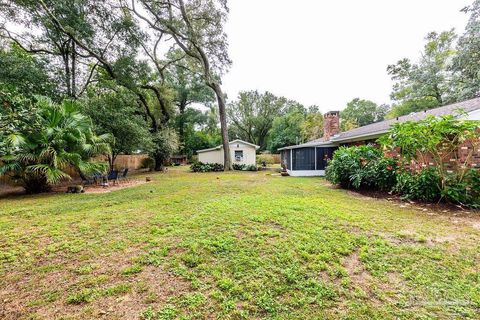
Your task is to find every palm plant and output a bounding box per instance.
[0,97,111,193]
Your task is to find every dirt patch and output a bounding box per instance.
[79,180,149,194]
[344,251,374,292]
[0,245,190,320]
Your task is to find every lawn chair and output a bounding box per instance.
[92,172,103,185]
[107,170,119,185]
[119,168,129,184]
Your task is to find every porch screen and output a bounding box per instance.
[282,150,292,170]
[292,148,315,170]
[316,147,337,170]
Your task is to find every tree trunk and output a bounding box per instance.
[63,51,71,97]
[154,152,164,171]
[178,98,188,154]
[210,82,232,171]
[108,153,117,171]
[71,41,76,98]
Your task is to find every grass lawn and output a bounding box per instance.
[0,168,479,319]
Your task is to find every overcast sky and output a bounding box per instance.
[222,0,471,113]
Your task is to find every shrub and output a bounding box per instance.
[243,164,258,171]
[232,163,246,171]
[256,154,276,165]
[326,145,397,191]
[393,168,442,203]
[0,97,110,193]
[190,162,224,173]
[140,157,155,171]
[442,169,480,208]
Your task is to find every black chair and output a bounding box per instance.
[107,170,119,185]
[92,172,103,185]
[120,168,129,183]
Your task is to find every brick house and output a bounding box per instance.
[279,98,480,177]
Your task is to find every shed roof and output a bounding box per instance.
[197,139,260,154]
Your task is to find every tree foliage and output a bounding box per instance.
[227,91,292,150]
[81,86,154,169]
[452,0,480,100]
[387,30,458,118]
[341,98,388,129]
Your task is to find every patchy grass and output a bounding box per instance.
[0,167,479,319]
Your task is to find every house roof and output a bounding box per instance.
[278,97,480,151]
[197,139,260,154]
[277,140,337,151]
[331,97,480,143]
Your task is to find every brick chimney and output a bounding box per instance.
[323,111,340,141]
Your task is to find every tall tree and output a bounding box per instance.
[267,104,306,153]
[341,98,388,129]
[166,56,215,153]
[227,91,289,150]
[452,1,480,100]
[0,44,58,99]
[81,85,154,170]
[128,0,234,170]
[300,111,324,141]
[387,30,457,118]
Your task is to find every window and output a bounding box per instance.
[235,150,244,161]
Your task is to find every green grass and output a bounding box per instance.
[0,167,479,319]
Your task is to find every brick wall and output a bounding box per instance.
[383,139,480,172]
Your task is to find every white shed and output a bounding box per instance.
[197,140,260,166]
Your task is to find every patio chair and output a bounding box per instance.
[119,168,129,183]
[107,170,119,185]
[92,172,103,185]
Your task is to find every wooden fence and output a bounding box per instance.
[0,154,149,187]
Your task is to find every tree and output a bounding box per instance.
[0,44,58,99]
[0,97,110,193]
[81,86,154,170]
[176,107,220,158]
[227,91,289,150]
[166,57,215,153]
[452,1,480,100]
[129,0,234,170]
[300,111,324,141]
[341,98,388,129]
[267,105,306,152]
[387,30,457,118]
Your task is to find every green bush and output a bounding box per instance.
[140,157,155,171]
[256,154,276,165]
[443,169,480,208]
[393,168,480,207]
[190,162,224,173]
[232,163,246,171]
[393,168,442,203]
[243,164,258,172]
[233,163,258,171]
[326,145,397,191]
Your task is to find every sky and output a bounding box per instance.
[222,0,471,113]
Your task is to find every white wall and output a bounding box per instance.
[230,142,256,166]
[198,142,257,166]
[198,149,224,164]
[287,170,325,177]
[468,109,480,121]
